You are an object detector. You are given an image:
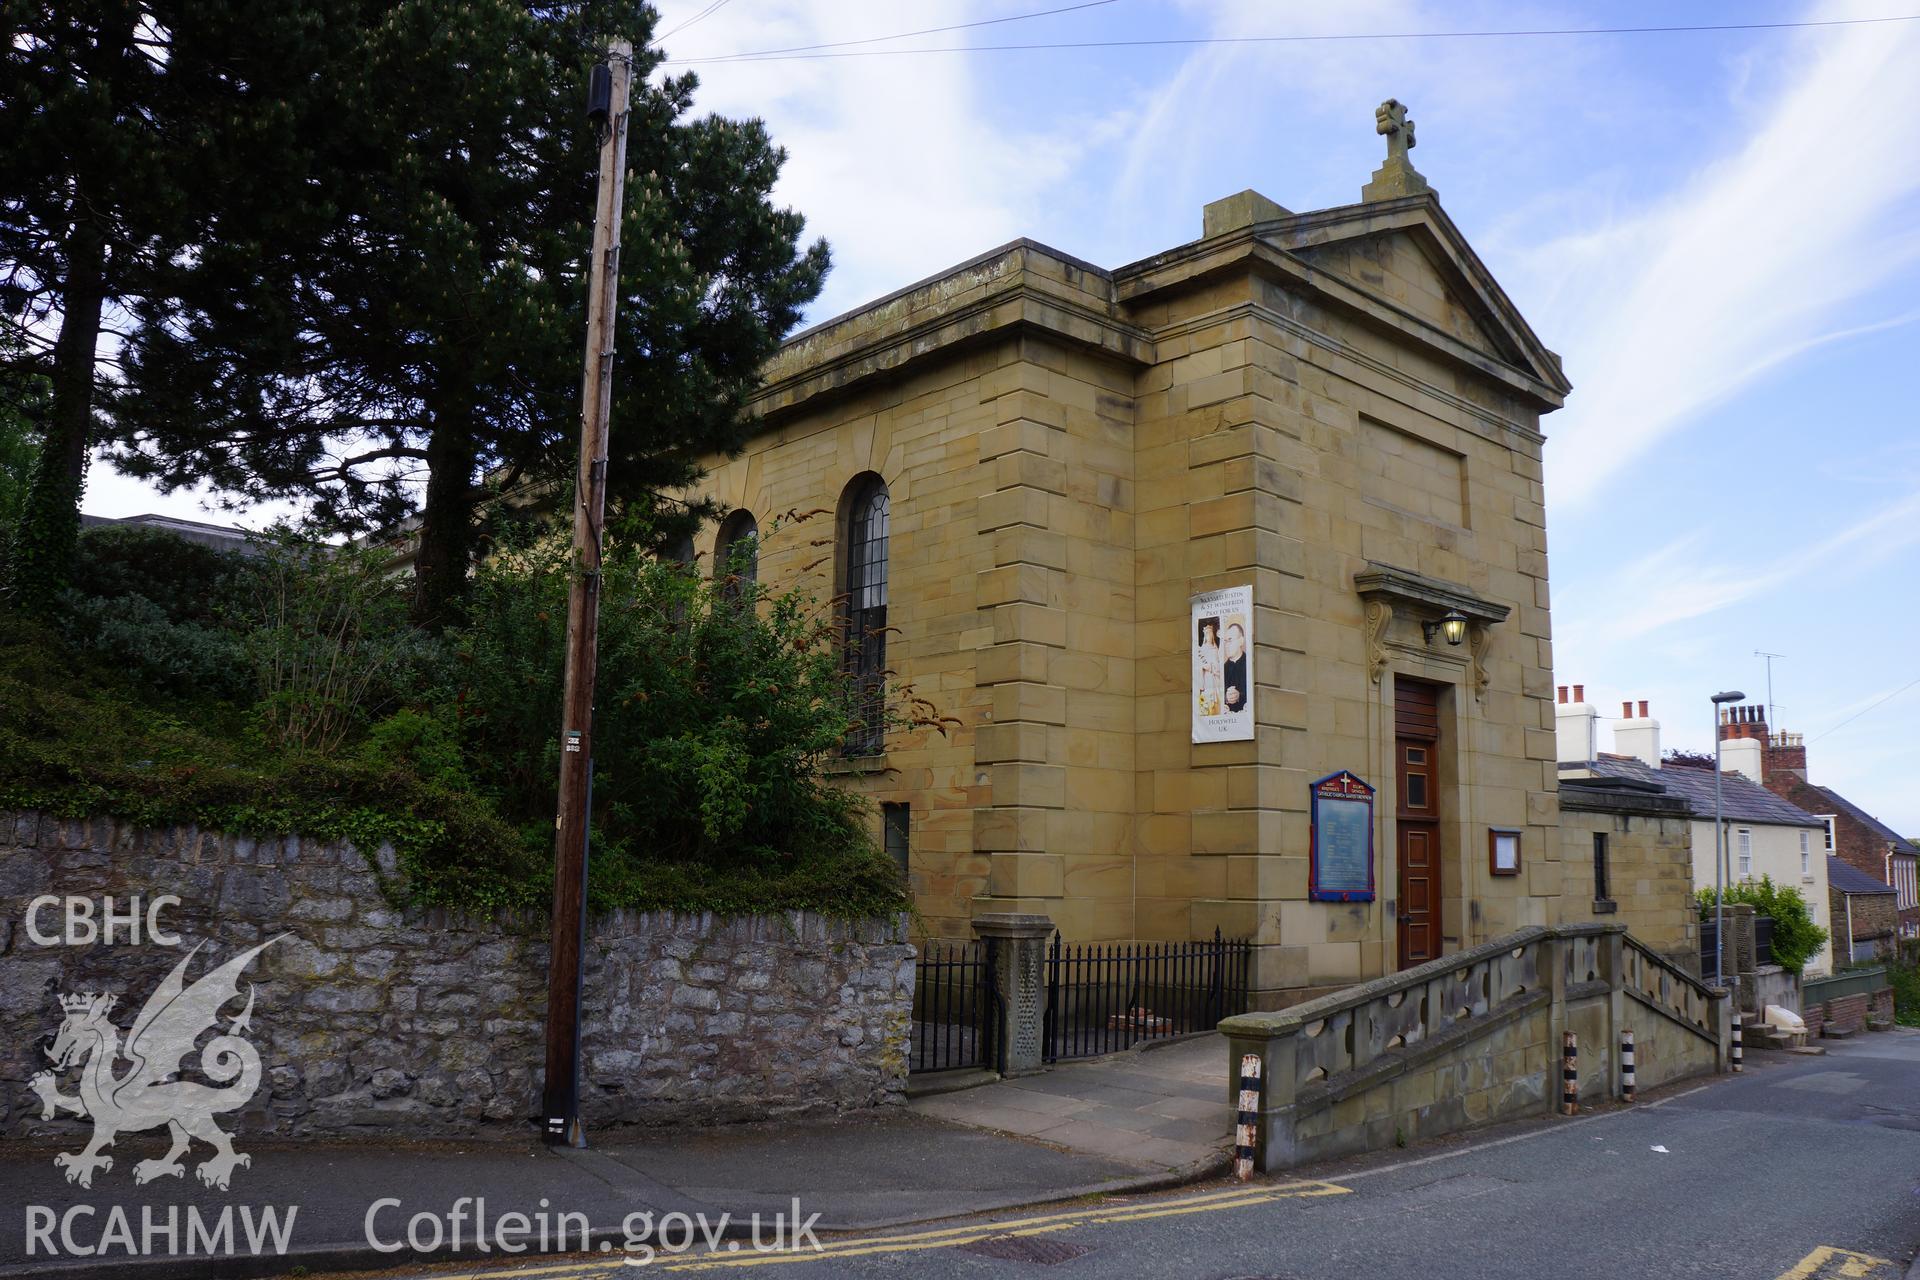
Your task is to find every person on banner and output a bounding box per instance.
[1222,622,1249,713]
[1195,616,1223,717]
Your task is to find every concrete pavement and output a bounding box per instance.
[283,1027,1915,1280]
[656,1026,1918,1280]
[911,1033,1230,1171]
[0,1039,1228,1280]
[12,1030,1915,1279]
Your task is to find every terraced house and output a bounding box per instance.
[688,106,1662,1008]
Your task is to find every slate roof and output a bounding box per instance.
[1827,855,1896,897]
[1559,756,1825,828]
[1802,784,1919,858]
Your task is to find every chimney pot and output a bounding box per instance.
[1573,684,1585,703]
[1622,701,1633,719]
[1558,686,1568,704]
[1638,700,1649,718]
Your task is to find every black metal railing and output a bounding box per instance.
[1043,928,1252,1062]
[1698,916,1777,975]
[910,938,1001,1074]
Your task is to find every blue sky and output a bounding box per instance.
[87,0,1920,830]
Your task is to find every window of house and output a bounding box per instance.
[883,802,910,877]
[1592,832,1610,903]
[714,510,759,599]
[1819,816,1837,851]
[1737,827,1752,879]
[842,476,890,755]
[1800,830,1811,878]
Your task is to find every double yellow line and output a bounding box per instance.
[658,1179,1351,1272]
[365,1179,1347,1278]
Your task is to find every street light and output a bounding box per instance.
[1709,689,1746,987]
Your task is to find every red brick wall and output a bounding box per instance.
[1768,775,1917,931]
[1821,992,1870,1035]
[1804,988,1895,1037]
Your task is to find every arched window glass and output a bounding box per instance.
[843,476,889,754]
[714,510,758,598]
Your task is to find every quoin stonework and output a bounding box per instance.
[675,107,1705,1008]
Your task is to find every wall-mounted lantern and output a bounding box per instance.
[1423,608,1469,648]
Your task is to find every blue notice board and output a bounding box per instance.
[1309,770,1376,902]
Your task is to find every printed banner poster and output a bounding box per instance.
[1191,584,1254,743]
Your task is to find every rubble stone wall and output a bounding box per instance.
[0,813,913,1138]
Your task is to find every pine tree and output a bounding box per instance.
[0,1,335,607]
[112,1,828,627]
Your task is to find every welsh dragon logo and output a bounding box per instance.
[30,936,285,1190]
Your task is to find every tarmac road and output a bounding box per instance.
[328,1029,1920,1280]
[14,1031,1917,1280]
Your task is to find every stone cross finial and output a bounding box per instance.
[1362,97,1432,202]
[1376,99,1415,161]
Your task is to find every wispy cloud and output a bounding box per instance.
[1519,0,1920,510]
[1570,486,1920,641]
[656,0,1129,321]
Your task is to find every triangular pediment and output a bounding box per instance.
[1257,198,1570,401]
[1293,231,1512,363]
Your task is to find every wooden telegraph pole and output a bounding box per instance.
[542,39,632,1149]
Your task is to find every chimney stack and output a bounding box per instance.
[1719,703,1771,744]
[1722,736,1764,783]
[1614,699,1662,768]
[1764,727,1808,781]
[1555,683,1599,764]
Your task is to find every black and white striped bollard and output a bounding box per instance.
[1620,1028,1635,1103]
[1731,1012,1743,1073]
[1235,1053,1262,1181]
[1561,1030,1578,1116]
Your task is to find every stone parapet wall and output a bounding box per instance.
[0,813,912,1138]
[1221,924,1728,1172]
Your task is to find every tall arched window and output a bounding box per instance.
[714,509,758,599]
[842,475,889,754]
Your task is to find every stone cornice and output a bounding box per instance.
[1152,299,1545,448]
[742,198,1569,430]
[1353,563,1513,624]
[747,241,1152,427]
[1112,195,1569,412]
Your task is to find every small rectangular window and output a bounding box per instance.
[882,802,910,877]
[1737,828,1753,879]
[1800,830,1810,877]
[1820,816,1836,851]
[1592,832,1610,903]
[1405,772,1428,809]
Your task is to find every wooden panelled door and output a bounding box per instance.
[1394,679,1443,969]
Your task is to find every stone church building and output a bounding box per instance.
[689,105,1616,1007]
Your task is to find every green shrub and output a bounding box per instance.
[51,526,257,698]
[1888,940,1919,1028]
[437,520,928,918]
[1695,876,1830,975]
[69,523,257,624]
[57,589,252,700]
[243,531,428,754]
[0,513,925,924]
[0,613,534,912]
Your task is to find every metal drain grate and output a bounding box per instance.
[958,1235,1092,1265]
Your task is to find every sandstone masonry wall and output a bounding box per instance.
[0,813,913,1138]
